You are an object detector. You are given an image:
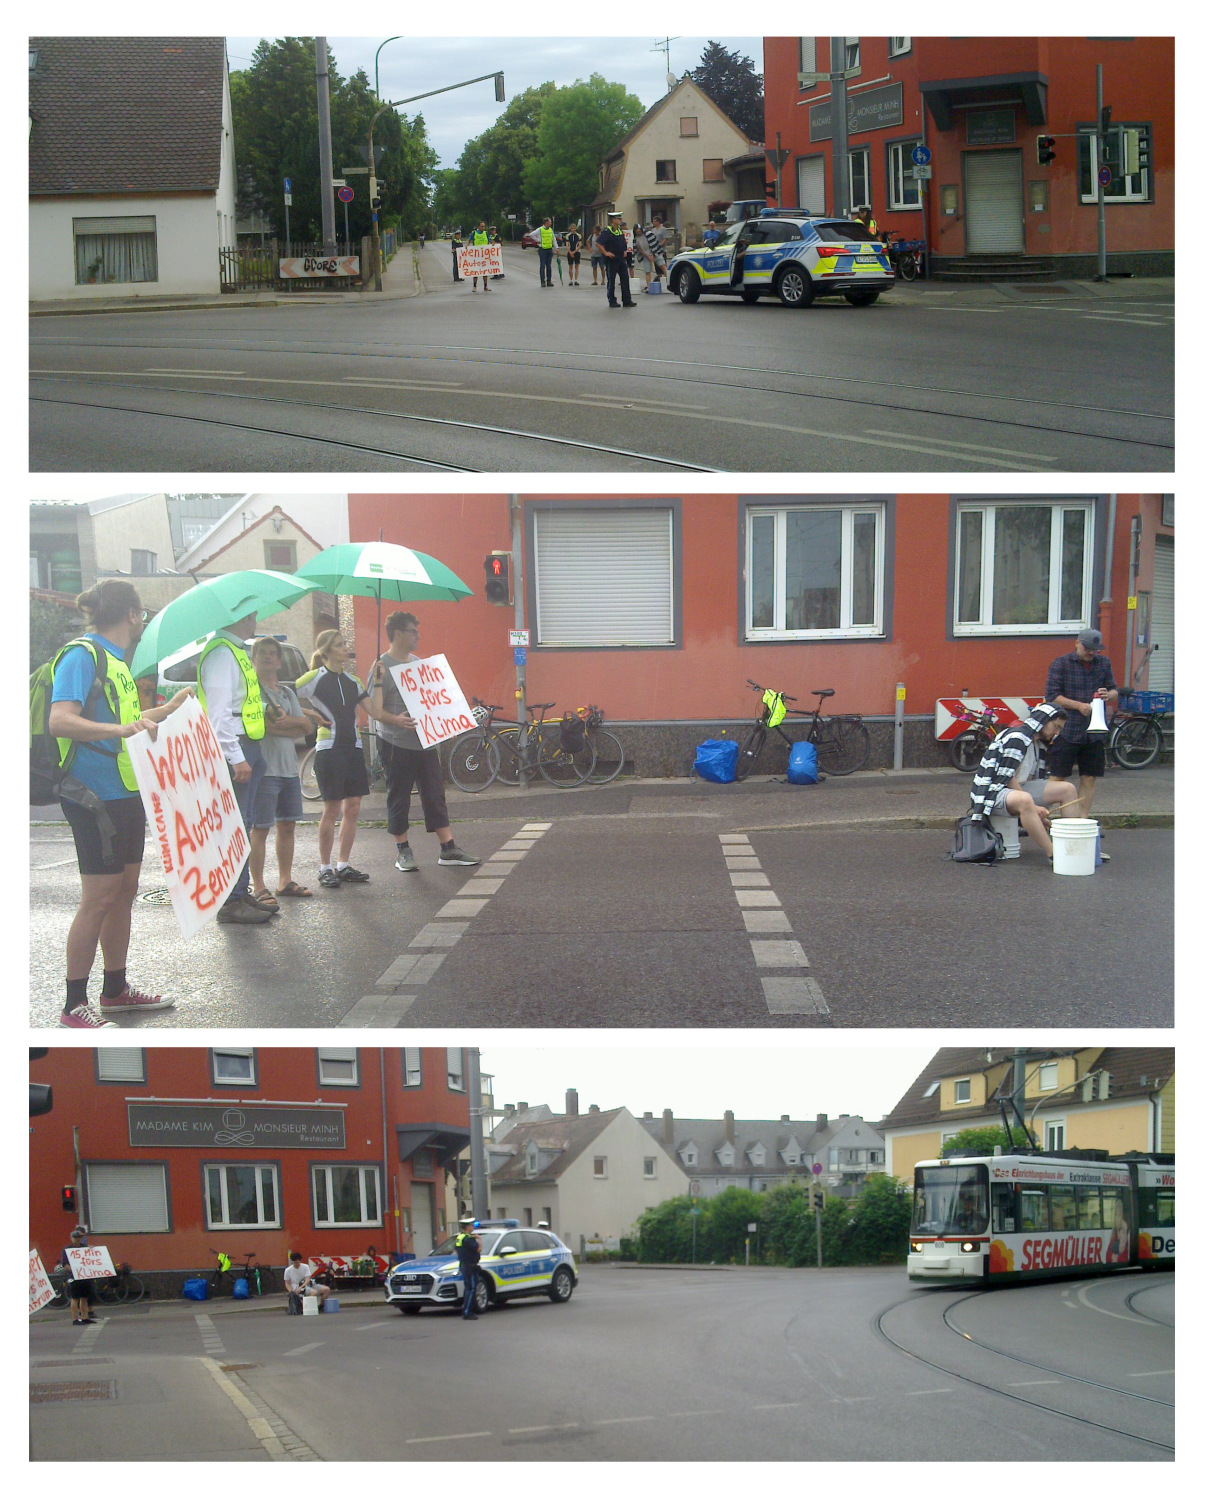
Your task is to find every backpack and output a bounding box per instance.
[558,712,586,754]
[787,741,820,785]
[947,815,1005,865]
[31,639,122,862]
[692,738,739,784]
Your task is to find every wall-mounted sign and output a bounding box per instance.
[279,256,360,278]
[965,108,1016,147]
[810,82,903,142]
[128,1103,346,1150]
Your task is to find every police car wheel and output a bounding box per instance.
[740,289,761,304]
[776,266,813,308]
[675,266,701,303]
[845,290,879,307]
[473,1278,492,1313]
[548,1267,575,1303]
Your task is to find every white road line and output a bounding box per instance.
[1127,1370,1174,1377]
[762,977,829,1014]
[864,429,1056,462]
[1009,1379,1063,1387]
[434,898,490,919]
[406,1431,494,1445]
[1075,1283,1152,1323]
[730,872,771,887]
[337,995,416,1027]
[352,1319,402,1332]
[905,1389,953,1396]
[409,923,469,949]
[593,1415,659,1426]
[751,940,810,967]
[284,1342,325,1357]
[457,879,505,896]
[144,367,245,374]
[508,1423,581,1434]
[751,1401,804,1411]
[725,857,762,869]
[742,910,793,932]
[1081,315,1167,326]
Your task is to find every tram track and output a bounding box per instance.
[875,1285,1174,1454]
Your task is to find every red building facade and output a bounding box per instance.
[347,493,1171,766]
[30,1047,472,1277]
[762,37,1174,277]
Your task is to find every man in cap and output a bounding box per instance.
[455,1217,482,1320]
[60,1225,97,1325]
[1045,628,1119,848]
[595,213,635,309]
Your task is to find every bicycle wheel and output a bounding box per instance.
[491,728,524,786]
[816,717,871,776]
[299,747,320,801]
[94,1279,123,1305]
[1110,717,1163,769]
[734,725,766,781]
[897,250,918,281]
[447,733,500,791]
[586,728,625,784]
[538,735,596,786]
[122,1274,145,1304]
[948,731,987,773]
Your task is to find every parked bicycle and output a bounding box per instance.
[209,1249,278,1297]
[577,704,626,785]
[447,700,596,791]
[1107,691,1173,770]
[947,704,1006,772]
[736,680,871,780]
[47,1261,145,1306]
[880,229,923,281]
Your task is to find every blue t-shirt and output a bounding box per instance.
[50,633,134,801]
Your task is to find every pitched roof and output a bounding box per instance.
[602,76,750,164]
[638,1115,881,1164]
[880,1047,1176,1130]
[490,1108,625,1185]
[30,37,227,196]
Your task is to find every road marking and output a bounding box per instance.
[434,898,490,919]
[751,940,810,967]
[342,377,465,389]
[719,835,828,1015]
[733,889,782,908]
[1075,1283,1152,1323]
[200,1356,320,1461]
[376,953,446,987]
[594,1414,659,1426]
[508,1422,581,1434]
[144,367,245,374]
[667,1408,728,1419]
[457,879,506,896]
[730,872,771,887]
[719,833,751,842]
[284,1342,325,1357]
[337,994,415,1027]
[743,910,793,932]
[863,429,1056,463]
[752,1401,804,1411]
[905,1389,953,1396]
[352,1319,401,1332]
[194,1312,226,1357]
[1008,1379,1063,1387]
[725,856,762,869]
[1081,315,1167,326]
[762,977,828,1014]
[583,394,707,411]
[1127,1370,1174,1377]
[406,1431,494,1445]
[409,922,470,949]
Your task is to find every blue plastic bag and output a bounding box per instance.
[232,1277,250,1300]
[182,1277,208,1301]
[787,741,819,785]
[693,738,739,783]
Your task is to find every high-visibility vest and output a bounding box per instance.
[197,636,265,740]
[539,225,555,249]
[473,230,489,245]
[53,637,141,792]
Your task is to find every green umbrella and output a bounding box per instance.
[295,541,473,679]
[129,569,318,678]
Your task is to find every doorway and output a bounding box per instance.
[964,149,1024,253]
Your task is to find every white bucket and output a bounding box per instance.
[989,815,1021,858]
[1052,818,1099,876]
[302,1294,319,1316]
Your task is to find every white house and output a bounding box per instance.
[29,37,237,301]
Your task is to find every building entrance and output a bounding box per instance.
[964,149,1024,253]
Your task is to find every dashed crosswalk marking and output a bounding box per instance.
[194,1312,226,1358]
[719,835,829,1016]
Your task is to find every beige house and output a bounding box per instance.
[30,495,177,596]
[488,1092,689,1254]
[881,1047,1175,1185]
[590,78,754,249]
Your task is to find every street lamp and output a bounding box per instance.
[374,36,404,100]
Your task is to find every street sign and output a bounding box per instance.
[765,148,790,167]
[509,630,530,647]
[341,166,370,175]
[911,144,932,166]
[513,647,527,665]
[689,1179,702,1197]
[811,1162,822,1174]
[337,186,354,204]
[331,178,346,188]
[284,177,291,192]
[283,193,292,207]
[911,164,933,180]
[1099,166,1113,187]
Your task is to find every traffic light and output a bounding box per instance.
[484,551,513,606]
[1036,135,1056,166]
[370,195,382,212]
[62,1185,77,1213]
[494,72,506,103]
[810,1184,826,1212]
[1121,128,1142,175]
[30,1047,51,1116]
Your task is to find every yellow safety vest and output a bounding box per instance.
[473,230,489,246]
[539,225,554,249]
[55,638,141,792]
[197,636,265,740]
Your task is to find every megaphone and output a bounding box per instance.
[1087,696,1108,737]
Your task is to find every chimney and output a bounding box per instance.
[816,1112,828,1130]
[588,1103,600,1113]
[643,1111,653,1119]
[724,1110,735,1144]
[566,1088,579,1116]
[518,1101,528,1113]
[781,1114,790,1123]
[663,1108,674,1144]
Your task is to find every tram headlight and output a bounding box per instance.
[910,1242,922,1253]
[960,1241,977,1254]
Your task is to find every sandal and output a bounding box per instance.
[276,881,313,898]
[252,888,281,913]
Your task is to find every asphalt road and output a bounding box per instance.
[29,811,1172,1029]
[29,1267,1174,1462]
[29,244,1174,473]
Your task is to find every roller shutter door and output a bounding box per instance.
[1149,536,1174,690]
[84,1163,169,1233]
[534,508,675,646]
[965,150,1024,253]
[797,155,826,216]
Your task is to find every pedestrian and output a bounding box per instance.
[537,217,557,287]
[1044,628,1119,849]
[295,630,372,889]
[632,222,656,290]
[60,1225,97,1325]
[247,637,313,906]
[470,220,491,293]
[489,225,505,280]
[134,674,164,711]
[451,228,463,283]
[368,611,480,871]
[48,580,192,1026]
[596,213,635,308]
[197,609,275,925]
[644,214,669,279]
[703,219,720,247]
[284,1251,329,1311]
[967,703,1078,862]
[564,223,582,285]
[589,225,605,287]
[853,205,878,236]
[455,1218,481,1319]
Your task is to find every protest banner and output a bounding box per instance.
[65,1243,116,1280]
[29,1249,55,1313]
[389,654,477,749]
[455,243,503,279]
[125,695,247,940]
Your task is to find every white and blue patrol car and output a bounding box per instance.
[383,1220,578,1315]
[667,211,893,309]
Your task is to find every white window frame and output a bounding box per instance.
[953,1078,972,1104]
[954,500,1093,636]
[683,1149,696,1166]
[212,1048,256,1086]
[888,38,912,58]
[205,1163,281,1230]
[446,1047,465,1092]
[1045,1120,1067,1151]
[844,38,861,70]
[593,1156,608,1179]
[402,1048,422,1088]
[83,1162,169,1233]
[526,1144,539,1177]
[644,1157,657,1179]
[798,38,817,92]
[718,1143,736,1167]
[887,140,923,209]
[848,147,871,213]
[747,502,885,639]
[1038,1061,1059,1092]
[312,1164,382,1228]
[95,1047,145,1083]
[317,1048,358,1087]
[1078,127,1151,204]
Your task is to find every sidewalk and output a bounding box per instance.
[31,1287,386,1324]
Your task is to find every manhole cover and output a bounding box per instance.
[220,1363,259,1372]
[139,888,173,905]
[30,1381,115,1403]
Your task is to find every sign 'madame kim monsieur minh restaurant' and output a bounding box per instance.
[127,1103,347,1150]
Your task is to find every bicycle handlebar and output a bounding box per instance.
[746,679,798,702]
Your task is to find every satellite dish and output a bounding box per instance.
[667,72,678,88]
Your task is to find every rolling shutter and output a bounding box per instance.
[964,151,1024,253]
[95,1048,145,1082]
[85,1163,169,1233]
[534,508,675,646]
[1149,537,1174,690]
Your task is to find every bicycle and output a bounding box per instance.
[735,680,871,780]
[93,1261,145,1305]
[447,700,596,791]
[577,704,626,785]
[880,228,923,281]
[1107,692,1173,770]
[209,1249,278,1297]
[947,704,1006,772]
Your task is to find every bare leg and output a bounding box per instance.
[1042,779,1080,819]
[337,799,362,862]
[1005,790,1053,859]
[248,826,269,891]
[66,872,127,982]
[1077,774,1098,818]
[318,803,339,864]
[275,822,296,888]
[96,864,141,970]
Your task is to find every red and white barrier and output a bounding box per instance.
[934,696,1043,741]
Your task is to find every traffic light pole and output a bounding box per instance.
[509,497,530,786]
[1095,65,1108,283]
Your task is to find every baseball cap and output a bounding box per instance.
[1077,628,1103,650]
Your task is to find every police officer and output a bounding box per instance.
[455,1217,481,1320]
[596,213,635,308]
[537,217,557,288]
[451,228,464,283]
[197,612,272,925]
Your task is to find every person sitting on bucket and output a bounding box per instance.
[285,1251,329,1308]
[966,703,1079,862]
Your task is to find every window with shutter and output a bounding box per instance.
[95,1048,145,1083]
[84,1163,169,1232]
[534,507,676,646]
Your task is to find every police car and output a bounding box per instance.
[383,1220,578,1315]
[667,211,893,309]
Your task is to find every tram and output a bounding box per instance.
[908,1151,1174,1283]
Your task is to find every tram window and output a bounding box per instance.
[1049,1185,1076,1230]
[1102,1188,1125,1236]
[1020,1190,1048,1231]
[912,1166,988,1235]
[1076,1186,1104,1230]
[992,1185,1016,1232]
[1156,1190,1175,1226]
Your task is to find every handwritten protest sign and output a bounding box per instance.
[389,654,476,749]
[125,695,247,940]
[455,243,503,279]
[29,1250,55,1313]
[65,1243,116,1280]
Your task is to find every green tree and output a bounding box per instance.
[684,42,764,141]
[832,1174,913,1266]
[936,1126,1014,1157]
[702,1187,767,1263]
[633,1197,698,1262]
[522,74,645,223]
[444,84,555,229]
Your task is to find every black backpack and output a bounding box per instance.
[947,815,1005,865]
[30,638,121,861]
[558,712,586,754]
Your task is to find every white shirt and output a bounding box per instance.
[199,630,248,766]
[284,1261,315,1294]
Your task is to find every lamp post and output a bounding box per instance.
[374,36,404,100]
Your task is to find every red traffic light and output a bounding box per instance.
[62,1185,77,1212]
[484,552,513,605]
[1036,135,1057,166]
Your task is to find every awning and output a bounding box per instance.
[395,1122,470,1168]
[920,72,1049,131]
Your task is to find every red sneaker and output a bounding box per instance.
[98,986,176,1015]
[59,1004,117,1028]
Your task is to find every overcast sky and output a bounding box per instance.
[481,1044,936,1123]
[226,34,763,172]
